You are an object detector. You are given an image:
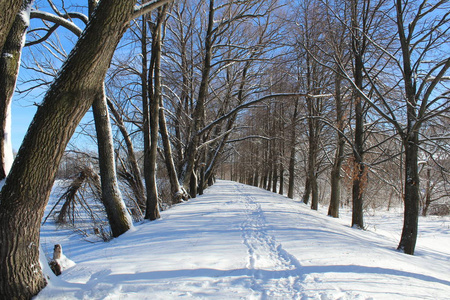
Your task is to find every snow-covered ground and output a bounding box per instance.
[36,180,450,299]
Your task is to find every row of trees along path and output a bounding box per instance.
[0,0,449,299]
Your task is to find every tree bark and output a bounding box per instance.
[328,74,345,218]
[287,99,299,199]
[398,132,420,254]
[302,177,310,204]
[93,86,132,237]
[279,162,284,195]
[395,0,422,255]
[421,168,431,217]
[306,98,319,210]
[0,0,23,55]
[0,0,32,180]
[0,1,139,298]
[351,0,365,229]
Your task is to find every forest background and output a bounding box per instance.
[0,0,449,298]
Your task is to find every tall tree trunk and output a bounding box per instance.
[398,133,420,254]
[0,0,32,180]
[395,0,422,255]
[310,163,319,211]
[267,161,273,191]
[302,177,310,204]
[180,0,215,196]
[272,159,278,193]
[351,0,365,229]
[145,6,167,220]
[0,1,137,298]
[279,163,284,195]
[190,169,198,198]
[90,0,131,237]
[140,13,156,220]
[93,86,132,237]
[287,99,299,199]
[328,74,345,218]
[307,102,319,210]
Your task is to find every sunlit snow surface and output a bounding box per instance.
[37,180,450,299]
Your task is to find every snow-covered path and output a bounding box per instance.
[37,180,450,299]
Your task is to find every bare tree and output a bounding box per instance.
[0,1,171,298]
[338,0,450,254]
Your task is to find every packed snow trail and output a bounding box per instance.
[37,180,450,299]
[237,183,303,299]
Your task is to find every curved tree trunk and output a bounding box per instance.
[93,86,132,237]
[0,1,137,298]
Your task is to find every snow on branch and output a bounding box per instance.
[30,10,83,37]
[132,0,173,21]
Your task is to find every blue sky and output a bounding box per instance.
[11,99,36,152]
[10,0,87,152]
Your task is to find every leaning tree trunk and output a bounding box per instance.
[107,99,146,209]
[0,0,32,180]
[89,0,132,236]
[159,96,187,204]
[92,86,132,237]
[0,0,23,55]
[0,1,139,298]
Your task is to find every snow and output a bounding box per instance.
[36,180,450,299]
[54,248,76,271]
[19,1,33,27]
[1,97,14,177]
